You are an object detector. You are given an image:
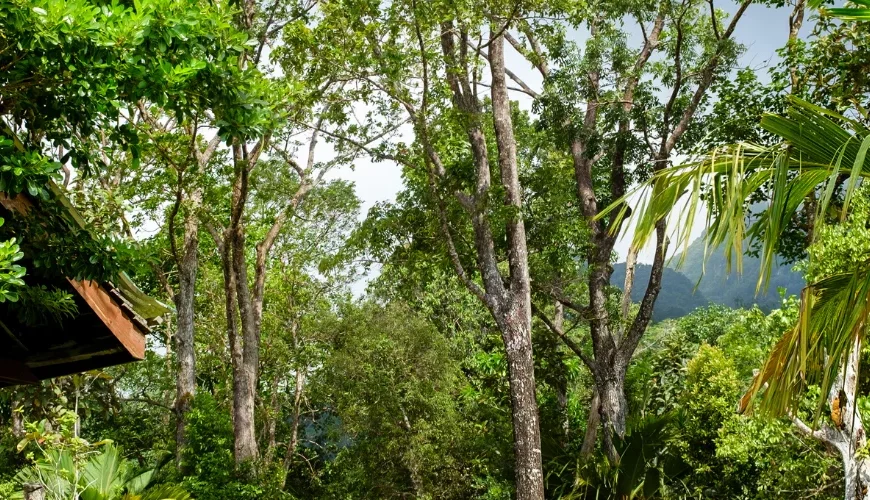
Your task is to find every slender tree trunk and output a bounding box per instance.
[580,390,600,458]
[844,454,870,500]
[488,31,544,500]
[621,246,639,330]
[586,249,628,439]
[11,393,23,440]
[398,404,425,496]
[831,342,869,500]
[222,145,261,467]
[788,0,807,93]
[232,223,261,464]
[220,235,249,465]
[264,372,280,465]
[553,303,570,445]
[281,368,306,488]
[174,188,201,472]
[596,373,626,464]
[499,309,544,499]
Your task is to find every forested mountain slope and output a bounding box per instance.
[613,236,805,320]
[611,263,708,321]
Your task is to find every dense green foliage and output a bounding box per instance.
[3,0,870,498]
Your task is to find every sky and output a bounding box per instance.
[325,2,802,269]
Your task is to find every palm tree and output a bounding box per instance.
[603,62,870,500]
[14,444,190,500]
[611,96,870,410]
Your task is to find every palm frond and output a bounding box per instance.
[604,97,868,291]
[81,444,124,500]
[600,96,870,418]
[741,265,870,418]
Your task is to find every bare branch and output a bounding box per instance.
[196,135,222,168]
[468,43,539,98]
[533,303,596,372]
[517,23,550,77]
[203,221,225,253]
[121,397,174,412]
[663,0,752,155]
[709,0,721,40]
[791,414,843,449]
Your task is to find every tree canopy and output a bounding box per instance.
[4,0,870,499]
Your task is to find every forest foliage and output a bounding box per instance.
[2,0,870,498]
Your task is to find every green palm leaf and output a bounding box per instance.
[81,444,125,500]
[740,267,870,417]
[602,96,870,419]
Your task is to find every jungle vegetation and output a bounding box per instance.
[2,0,870,498]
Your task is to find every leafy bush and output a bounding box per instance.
[180,393,274,499]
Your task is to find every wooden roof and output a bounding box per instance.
[0,190,170,387]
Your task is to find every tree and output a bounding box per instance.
[314,302,485,499]
[1,0,269,472]
[289,2,547,495]
[522,0,756,461]
[611,6,870,497]
[130,110,222,471]
[183,0,355,467]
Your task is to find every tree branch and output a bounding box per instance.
[468,42,539,98]
[533,303,596,372]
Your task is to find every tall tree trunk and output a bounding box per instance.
[263,372,280,466]
[500,309,544,499]
[596,373,627,464]
[844,454,870,500]
[173,188,201,472]
[620,246,639,331]
[398,404,425,496]
[553,302,570,446]
[232,225,260,464]
[488,30,544,500]
[223,141,262,467]
[11,393,23,440]
[219,234,249,466]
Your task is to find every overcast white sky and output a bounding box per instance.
[325,2,798,268]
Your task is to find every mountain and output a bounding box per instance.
[670,235,804,311]
[611,263,709,321]
[611,235,805,321]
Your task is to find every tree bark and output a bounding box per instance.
[597,375,627,464]
[620,245,639,332]
[11,393,23,440]
[368,18,546,498]
[173,187,201,472]
[844,455,870,500]
[231,223,260,464]
[498,308,544,499]
[23,484,44,500]
[437,23,545,498]
[264,372,280,466]
[554,303,570,445]
[487,29,545,500]
[580,390,600,459]
[218,227,249,466]
[281,367,306,488]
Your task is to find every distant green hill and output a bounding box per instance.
[611,235,805,321]
[611,263,709,321]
